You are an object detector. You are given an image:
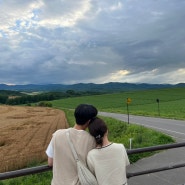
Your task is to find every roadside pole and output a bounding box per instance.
[126,98,131,124]
[156,98,160,116]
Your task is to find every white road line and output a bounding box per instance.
[136,123,185,136]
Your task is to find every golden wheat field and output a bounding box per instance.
[0,105,68,173]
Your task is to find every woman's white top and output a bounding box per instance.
[87,143,130,185]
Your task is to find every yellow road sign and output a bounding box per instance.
[127,98,131,104]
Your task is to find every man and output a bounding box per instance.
[46,104,98,185]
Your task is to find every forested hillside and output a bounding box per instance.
[1,82,185,92]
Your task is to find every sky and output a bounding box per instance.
[0,0,185,85]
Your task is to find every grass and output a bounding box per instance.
[2,87,184,184]
[0,169,52,185]
[51,87,185,120]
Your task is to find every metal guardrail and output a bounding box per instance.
[127,141,185,155]
[1,142,185,180]
[0,165,52,180]
[127,162,185,178]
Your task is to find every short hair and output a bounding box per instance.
[88,117,108,146]
[74,104,98,125]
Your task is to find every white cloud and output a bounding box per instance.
[0,1,42,36]
[109,2,123,11]
[109,70,130,81]
[38,0,91,27]
[117,68,185,85]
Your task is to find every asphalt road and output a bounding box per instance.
[99,112,185,185]
[99,112,185,141]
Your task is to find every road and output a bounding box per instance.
[99,112,185,141]
[99,112,185,185]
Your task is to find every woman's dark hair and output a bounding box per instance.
[74,104,98,125]
[88,117,108,146]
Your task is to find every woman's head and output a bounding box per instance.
[88,117,108,146]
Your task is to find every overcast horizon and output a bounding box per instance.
[0,81,185,86]
[0,0,185,85]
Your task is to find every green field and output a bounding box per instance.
[51,87,185,120]
[2,87,184,185]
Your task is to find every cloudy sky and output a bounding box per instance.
[0,0,185,85]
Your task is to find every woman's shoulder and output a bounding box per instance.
[112,142,124,146]
[88,147,99,155]
[112,143,127,149]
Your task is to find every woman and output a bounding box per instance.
[87,117,130,185]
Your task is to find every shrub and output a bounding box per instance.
[37,101,52,107]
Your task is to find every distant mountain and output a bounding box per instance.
[0,82,185,92]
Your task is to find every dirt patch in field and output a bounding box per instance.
[0,105,69,172]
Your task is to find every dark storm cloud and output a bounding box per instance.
[0,0,185,84]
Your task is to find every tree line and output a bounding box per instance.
[0,90,103,105]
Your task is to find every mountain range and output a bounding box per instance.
[0,82,185,92]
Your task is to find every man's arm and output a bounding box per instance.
[48,157,53,166]
[46,140,54,166]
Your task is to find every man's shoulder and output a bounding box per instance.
[54,128,90,137]
[69,128,90,135]
[53,128,67,136]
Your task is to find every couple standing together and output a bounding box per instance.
[46,104,130,185]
